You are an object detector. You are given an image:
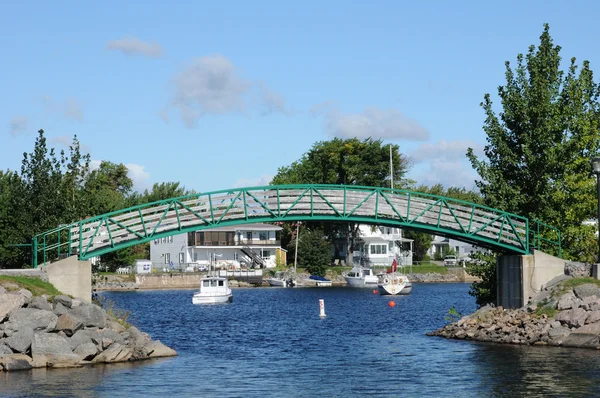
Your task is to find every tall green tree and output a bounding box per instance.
[467,24,600,262]
[83,161,133,216]
[272,137,410,265]
[288,227,332,276]
[60,135,91,220]
[20,130,64,234]
[0,170,30,268]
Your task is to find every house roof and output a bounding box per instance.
[194,223,282,232]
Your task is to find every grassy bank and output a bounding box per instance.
[0,275,62,296]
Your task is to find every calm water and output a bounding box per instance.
[2,283,600,397]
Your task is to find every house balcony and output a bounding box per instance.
[191,240,281,247]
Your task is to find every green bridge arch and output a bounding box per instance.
[32,184,561,266]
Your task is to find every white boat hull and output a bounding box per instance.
[268,278,286,287]
[192,276,233,304]
[378,273,412,295]
[344,276,379,287]
[192,292,233,304]
[343,267,379,288]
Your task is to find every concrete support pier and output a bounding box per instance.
[42,256,92,303]
[497,250,564,309]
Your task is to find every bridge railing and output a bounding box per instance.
[30,184,561,266]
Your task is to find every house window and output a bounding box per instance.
[179,253,184,264]
[233,252,239,261]
[246,232,252,241]
[262,250,271,260]
[164,253,170,264]
[370,244,387,255]
[259,232,267,241]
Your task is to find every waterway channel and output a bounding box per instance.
[2,283,600,397]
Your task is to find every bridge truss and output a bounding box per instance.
[31,184,561,267]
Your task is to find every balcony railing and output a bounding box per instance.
[191,240,281,247]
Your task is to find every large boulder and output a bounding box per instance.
[92,343,133,363]
[29,296,52,311]
[71,304,106,328]
[32,332,80,367]
[73,342,98,361]
[68,329,101,351]
[573,284,600,299]
[122,326,148,351]
[5,327,34,353]
[0,343,13,355]
[0,354,33,371]
[565,262,593,277]
[556,308,588,328]
[53,302,69,316]
[18,289,33,302]
[56,313,83,337]
[0,293,26,322]
[8,308,58,332]
[99,328,125,346]
[142,340,178,358]
[32,332,73,356]
[54,295,73,309]
[561,322,600,348]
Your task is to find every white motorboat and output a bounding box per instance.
[192,276,233,304]
[343,266,379,287]
[377,259,412,296]
[267,272,296,287]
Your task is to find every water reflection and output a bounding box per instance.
[470,343,600,396]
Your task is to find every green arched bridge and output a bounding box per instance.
[32,184,561,266]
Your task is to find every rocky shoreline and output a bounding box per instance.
[0,282,177,372]
[428,274,600,349]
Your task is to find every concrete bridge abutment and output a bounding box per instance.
[497,250,565,309]
[42,256,92,303]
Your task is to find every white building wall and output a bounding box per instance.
[150,233,189,271]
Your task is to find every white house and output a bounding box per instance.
[150,223,283,271]
[351,225,414,267]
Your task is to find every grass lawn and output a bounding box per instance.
[0,275,62,296]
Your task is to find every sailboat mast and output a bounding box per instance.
[389,144,394,190]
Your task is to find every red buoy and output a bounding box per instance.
[388,300,396,308]
[372,289,378,295]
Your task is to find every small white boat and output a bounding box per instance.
[378,273,412,295]
[309,275,332,287]
[343,266,379,287]
[378,259,412,296]
[192,276,233,304]
[267,272,296,287]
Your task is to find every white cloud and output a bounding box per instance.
[50,135,90,153]
[232,175,273,188]
[311,103,429,141]
[164,55,290,126]
[408,140,483,189]
[43,96,84,121]
[410,139,482,164]
[167,55,249,127]
[259,83,292,115]
[106,37,163,58]
[9,116,28,136]
[126,163,152,192]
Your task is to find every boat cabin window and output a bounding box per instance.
[203,280,210,287]
[210,280,218,287]
[218,280,224,286]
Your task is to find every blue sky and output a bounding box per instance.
[2,1,600,193]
